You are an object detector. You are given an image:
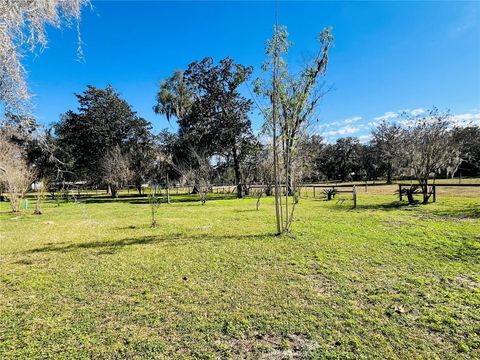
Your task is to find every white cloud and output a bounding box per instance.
[372,108,424,123]
[399,119,415,127]
[410,108,425,116]
[450,112,480,127]
[317,109,479,142]
[358,134,372,143]
[317,115,363,129]
[324,125,360,137]
[374,111,398,122]
[451,112,480,122]
[397,111,480,128]
[343,116,362,124]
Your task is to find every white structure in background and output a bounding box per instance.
[31,181,44,191]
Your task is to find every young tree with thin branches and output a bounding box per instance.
[174,148,213,205]
[255,25,333,233]
[0,137,35,213]
[33,178,48,215]
[400,108,458,204]
[100,147,130,198]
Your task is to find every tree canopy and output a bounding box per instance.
[54,85,152,189]
[154,57,256,198]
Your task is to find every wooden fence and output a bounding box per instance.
[397,183,480,202]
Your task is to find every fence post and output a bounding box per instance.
[352,185,357,209]
[313,187,316,199]
[433,185,436,203]
[399,184,402,201]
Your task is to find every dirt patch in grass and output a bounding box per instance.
[382,220,410,227]
[419,214,479,222]
[226,333,320,358]
[455,274,478,290]
[307,273,340,297]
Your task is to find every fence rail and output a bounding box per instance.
[397,183,480,187]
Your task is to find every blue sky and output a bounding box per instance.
[24,1,480,142]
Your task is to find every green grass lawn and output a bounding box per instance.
[1,193,479,359]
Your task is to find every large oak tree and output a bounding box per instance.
[154,57,256,198]
[55,85,152,195]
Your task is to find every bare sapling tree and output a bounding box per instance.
[0,137,35,213]
[174,148,212,205]
[0,0,89,116]
[148,184,161,228]
[255,25,333,233]
[253,147,274,210]
[33,178,48,215]
[279,29,332,231]
[188,151,212,205]
[238,144,275,210]
[400,108,458,204]
[146,143,179,228]
[100,147,131,198]
[153,141,173,203]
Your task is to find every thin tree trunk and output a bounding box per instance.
[166,173,170,204]
[386,166,392,184]
[407,191,415,204]
[256,187,264,210]
[284,141,295,196]
[233,147,243,199]
[284,141,289,230]
[265,184,272,196]
[419,179,429,204]
[110,185,118,198]
[191,180,200,194]
[272,37,282,235]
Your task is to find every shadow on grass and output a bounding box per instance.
[83,194,238,205]
[448,235,480,263]
[418,235,480,264]
[323,201,408,212]
[24,232,274,255]
[430,204,480,219]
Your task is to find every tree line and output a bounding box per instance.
[1,79,478,209]
[1,17,479,220]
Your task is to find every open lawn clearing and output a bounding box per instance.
[1,194,479,358]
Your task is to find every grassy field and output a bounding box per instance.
[0,191,479,359]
